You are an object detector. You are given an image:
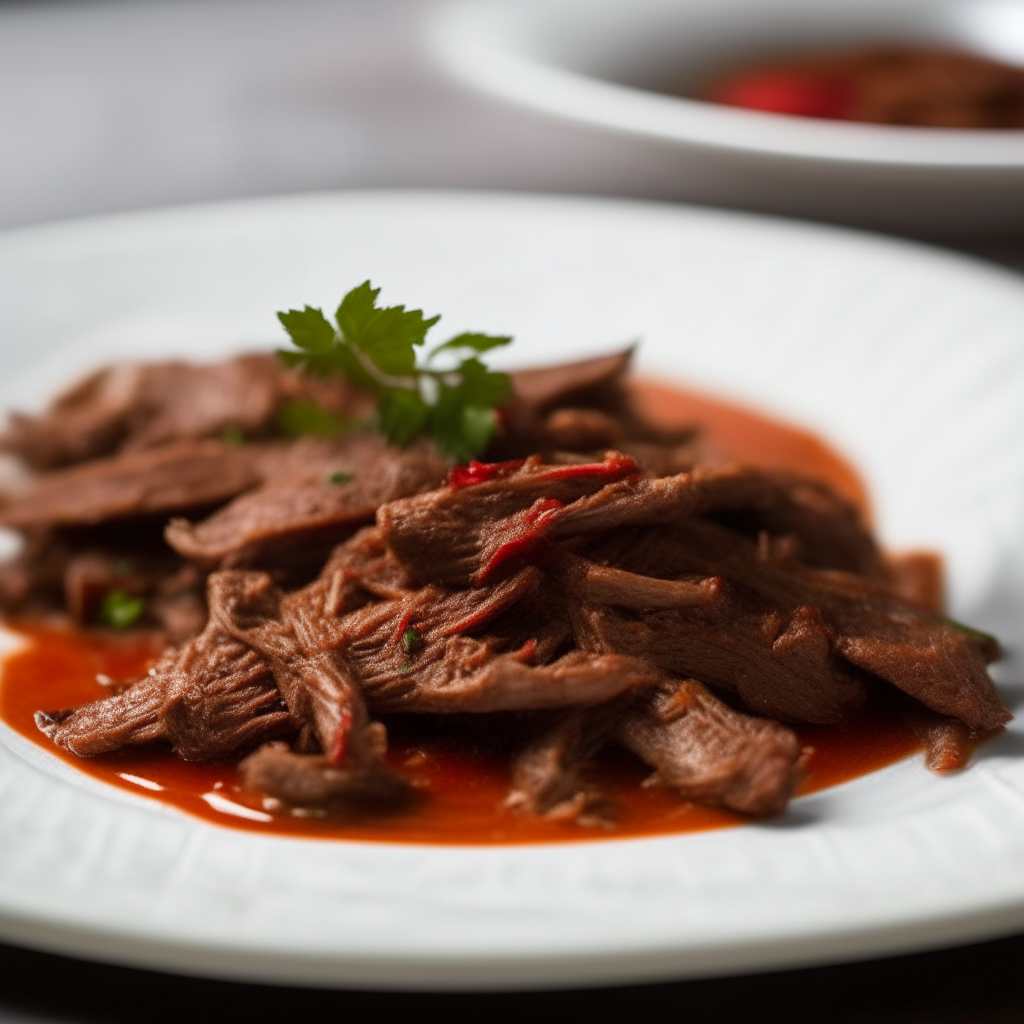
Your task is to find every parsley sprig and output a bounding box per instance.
[277,282,512,462]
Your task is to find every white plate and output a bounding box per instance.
[427,0,1024,234]
[1,191,1024,990]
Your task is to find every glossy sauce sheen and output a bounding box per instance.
[0,381,923,844]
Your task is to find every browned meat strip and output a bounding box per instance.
[493,349,700,464]
[618,678,805,817]
[148,564,208,642]
[35,675,168,756]
[573,519,1008,730]
[884,551,945,614]
[510,350,633,413]
[206,570,379,766]
[0,354,364,470]
[542,409,625,452]
[546,465,883,577]
[554,549,722,610]
[371,648,656,715]
[35,624,292,760]
[166,435,445,566]
[0,440,271,529]
[159,642,291,761]
[378,452,640,586]
[506,703,626,821]
[569,596,869,725]
[238,741,407,808]
[2,363,144,470]
[903,703,979,772]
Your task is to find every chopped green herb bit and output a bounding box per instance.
[327,471,353,485]
[944,617,999,647]
[399,661,412,674]
[97,589,145,630]
[402,627,420,654]
[278,399,350,439]
[221,424,246,446]
[277,281,512,462]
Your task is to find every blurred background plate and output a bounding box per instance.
[2,191,1024,989]
[428,0,1024,234]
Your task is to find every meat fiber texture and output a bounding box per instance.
[0,349,691,633]
[35,453,1009,825]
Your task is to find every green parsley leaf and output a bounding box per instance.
[336,281,440,377]
[429,332,512,359]
[221,424,246,446]
[277,306,335,352]
[327,471,353,485]
[944,617,999,648]
[402,627,420,654]
[378,388,430,448]
[278,400,350,439]
[276,281,513,462]
[97,589,145,630]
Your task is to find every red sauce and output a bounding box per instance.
[703,46,1024,129]
[0,381,923,844]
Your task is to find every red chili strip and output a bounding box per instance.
[328,705,354,765]
[512,638,538,664]
[448,459,525,489]
[476,498,563,585]
[531,451,638,483]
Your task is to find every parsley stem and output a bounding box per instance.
[348,344,418,392]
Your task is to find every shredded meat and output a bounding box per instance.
[7,350,1008,827]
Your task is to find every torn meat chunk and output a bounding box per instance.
[166,435,445,566]
[36,623,293,761]
[35,674,168,756]
[572,519,1008,730]
[378,452,640,586]
[618,678,805,817]
[206,569,381,767]
[546,464,884,577]
[506,703,626,821]
[0,440,271,529]
[510,350,634,413]
[238,740,407,809]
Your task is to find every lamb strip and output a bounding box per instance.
[0,440,273,529]
[618,677,805,817]
[166,435,446,566]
